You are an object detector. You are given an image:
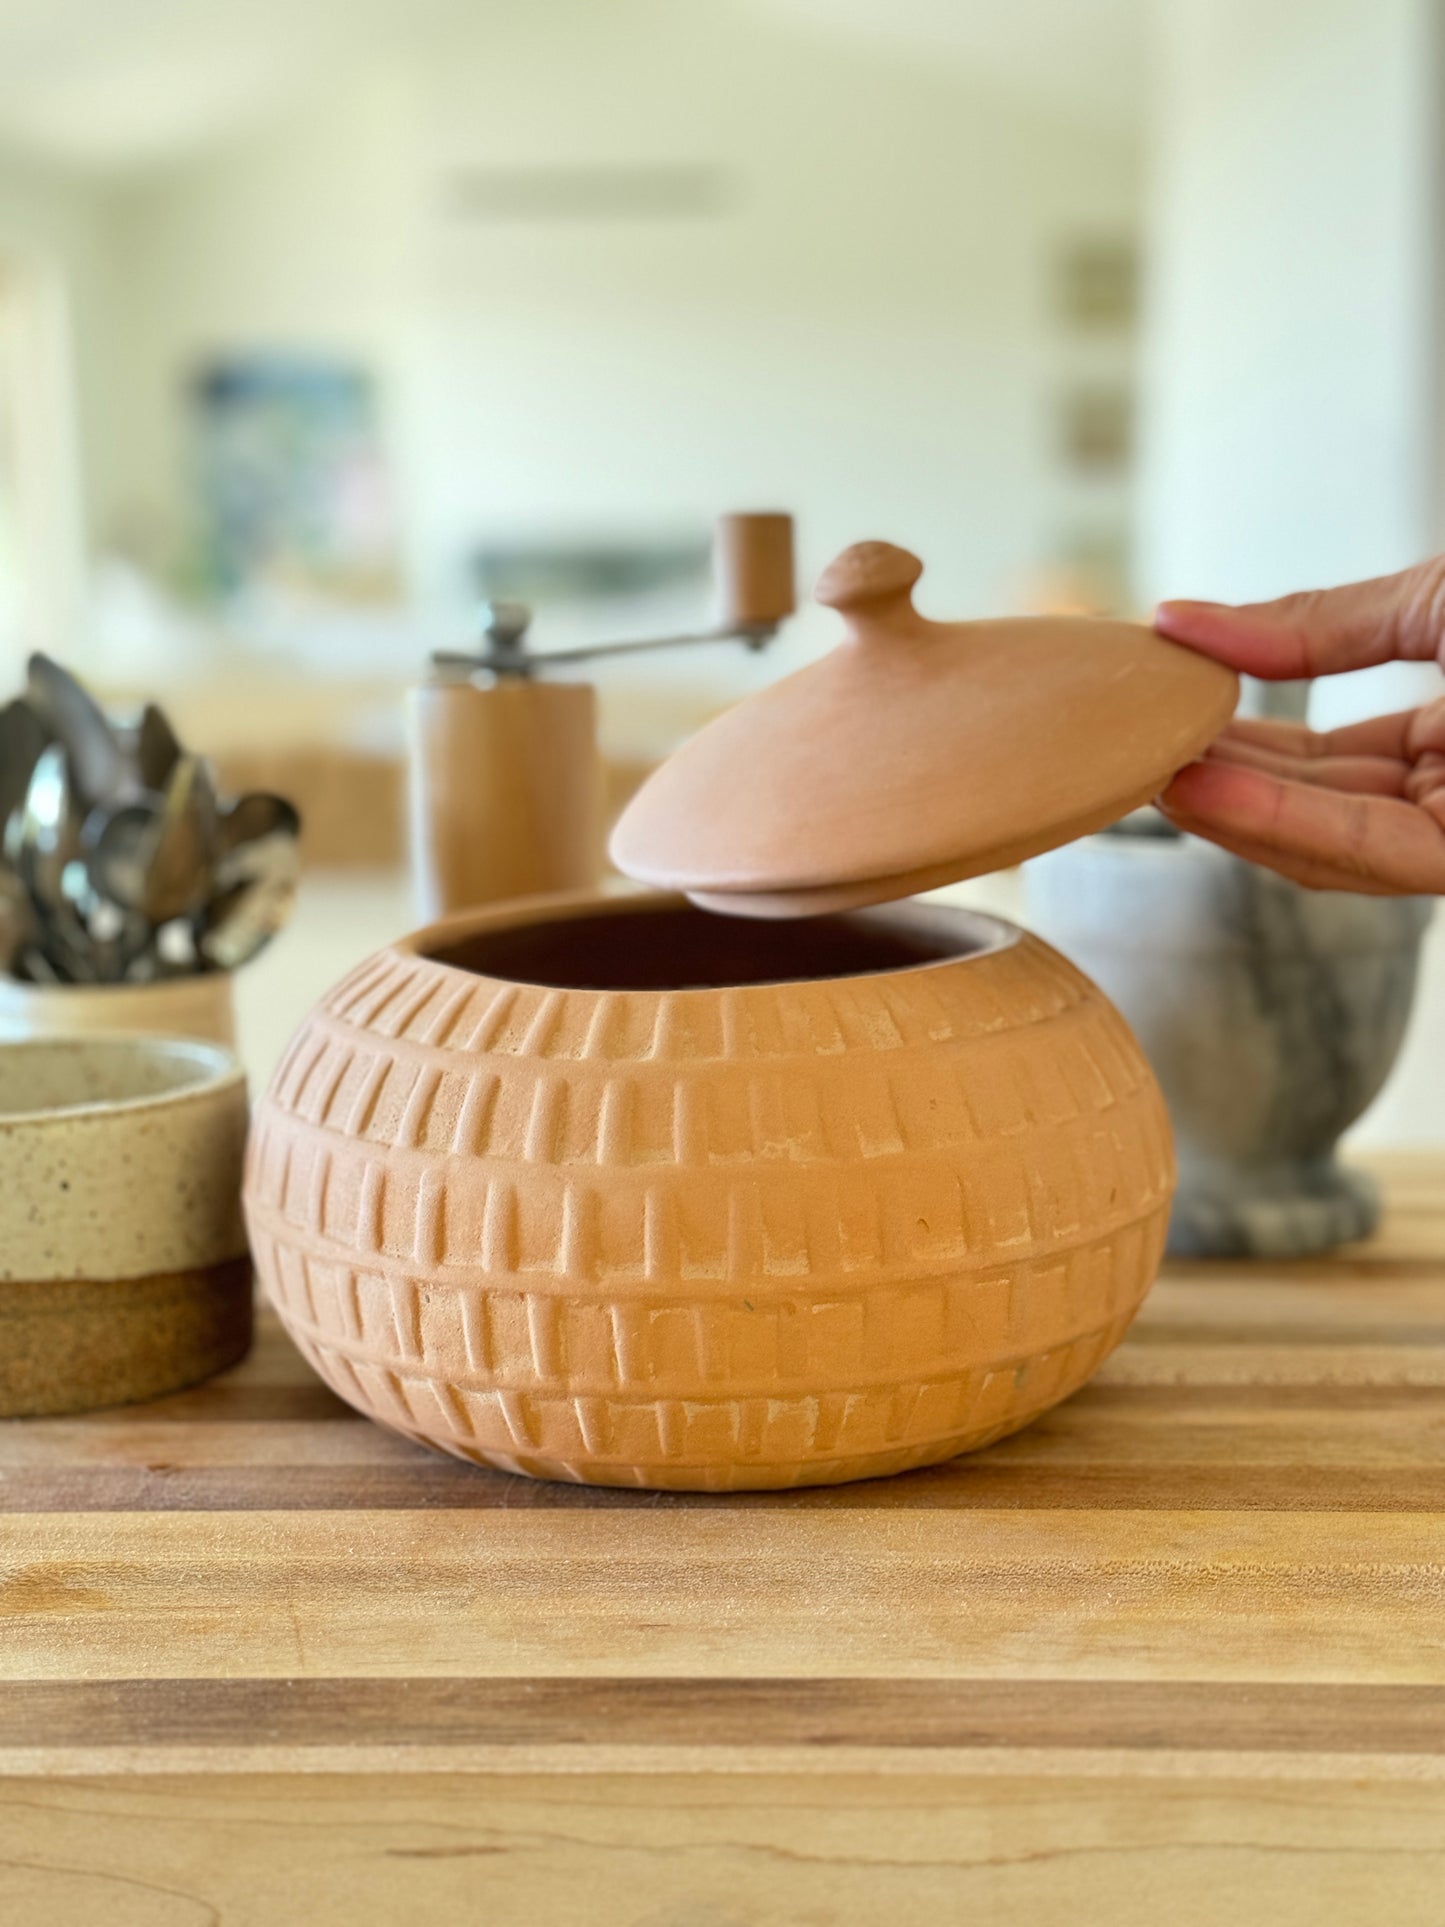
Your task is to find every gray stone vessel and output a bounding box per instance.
[1026,827,1432,1258]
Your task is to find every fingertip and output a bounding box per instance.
[1158,759,1216,809]
[1153,599,1237,652]
[1153,598,1224,630]
[1158,758,1289,841]
[1153,600,1307,678]
[1152,598,1248,656]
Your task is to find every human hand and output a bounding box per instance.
[1154,561,1445,893]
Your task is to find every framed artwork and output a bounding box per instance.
[190,356,399,603]
[470,536,710,609]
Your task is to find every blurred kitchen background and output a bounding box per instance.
[1,0,1443,1139]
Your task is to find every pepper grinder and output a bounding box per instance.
[406,512,795,919]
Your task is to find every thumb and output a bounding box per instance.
[1155,557,1445,680]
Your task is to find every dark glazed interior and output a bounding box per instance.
[422,900,1001,992]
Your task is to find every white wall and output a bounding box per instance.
[83,0,1141,721]
[1137,0,1445,724]
[0,144,110,680]
[1137,0,1445,1148]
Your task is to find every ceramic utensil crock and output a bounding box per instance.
[245,893,1173,1490]
[0,968,237,1046]
[0,1034,251,1416]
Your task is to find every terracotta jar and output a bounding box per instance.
[248,538,1235,1489]
[245,892,1173,1490]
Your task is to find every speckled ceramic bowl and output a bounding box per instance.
[0,1034,252,1417]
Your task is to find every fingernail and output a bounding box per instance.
[1154,599,1225,622]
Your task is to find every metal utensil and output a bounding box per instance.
[218,791,301,854]
[198,827,301,970]
[86,798,161,918]
[82,800,169,980]
[16,744,79,907]
[86,759,218,933]
[2,657,301,984]
[140,756,219,927]
[13,744,95,981]
[199,794,302,970]
[135,702,182,792]
[0,868,35,976]
[14,942,63,985]
[0,698,51,833]
[26,655,128,807]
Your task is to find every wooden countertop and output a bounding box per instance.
[4,1152,1445,1922]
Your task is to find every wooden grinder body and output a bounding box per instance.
[406,678,600,919]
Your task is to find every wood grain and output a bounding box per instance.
[6,1506,1445,1684]
[3,1149,1445,1922]
[8,1676,1445,1754]
[5,1773,1445,1927]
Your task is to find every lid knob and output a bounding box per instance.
[814,542,925,634]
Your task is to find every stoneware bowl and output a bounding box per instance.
[245,893,1174,1490]
[0,1034,252,1417]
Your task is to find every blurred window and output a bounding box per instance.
[0,260,82,669]
[0,264,20,651]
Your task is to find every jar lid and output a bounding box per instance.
[610,540,1239,917]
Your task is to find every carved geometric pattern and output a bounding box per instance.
[245,927,1173,1489]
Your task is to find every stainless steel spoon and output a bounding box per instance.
[198,827,301,969]
[0,697,51,833]
[26,655,128,807]
[135,702,182,792]
[5,658,302,983]
[218,791,301,854]
[14,744,94,980]
[144,756,219,925]
[0,868,35,976]
[86,798,160,918]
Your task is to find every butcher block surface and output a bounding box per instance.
[3,1151,1445,1924]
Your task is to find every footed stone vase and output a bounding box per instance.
[1026,832,1432,1258]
